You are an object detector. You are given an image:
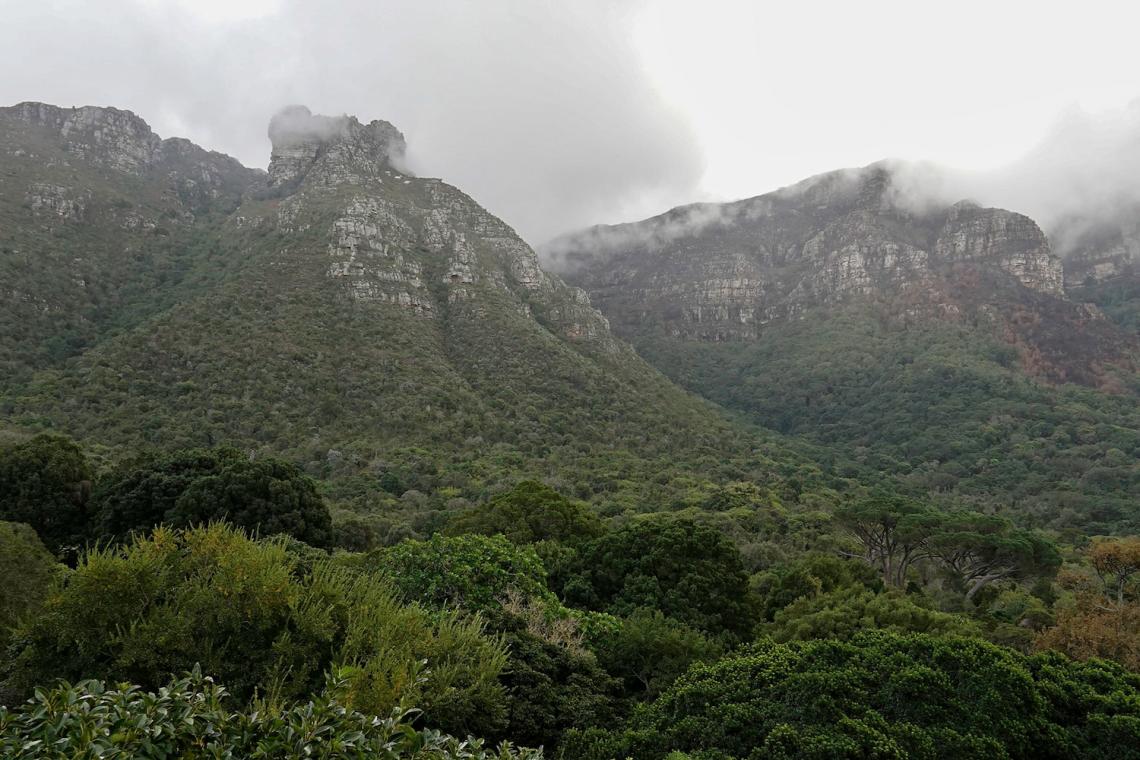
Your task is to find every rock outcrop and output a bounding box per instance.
[1053,210,1140,284]
[552,164,1131,385]
[258,106,619,351]
[267,105,407,189]
[3,102,258,201]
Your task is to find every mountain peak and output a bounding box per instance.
[266,105,407,190]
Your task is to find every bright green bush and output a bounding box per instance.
[4,524,506,737]
[365,533,556,614]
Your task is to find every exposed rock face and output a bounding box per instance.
[552,164,1130,385]
[259,106,619,351]
[3,102,256,197]
[267,105,407,189]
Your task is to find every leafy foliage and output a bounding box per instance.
[591,608,722,700]
[446,481,603,545]
[482,605,618,750]
[365,533,556,614]
[4,524,507,736]
[0,521,59,652]
[1035,537,1140,671]
[557,517,758,638]
[834,492,1060,594]
[0,668,541,759]
[765,587,980,642]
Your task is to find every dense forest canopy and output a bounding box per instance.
[2,434,1139,757]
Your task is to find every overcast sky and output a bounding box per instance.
[1,0,1138,244]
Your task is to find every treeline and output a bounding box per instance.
[2,435,1140,757]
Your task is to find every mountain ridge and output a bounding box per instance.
[551,163,1134,388]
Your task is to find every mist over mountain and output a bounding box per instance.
[2,85,1140,757]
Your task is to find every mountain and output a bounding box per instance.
[0,103,836,516]
[0,102,262,386]
[552,165,1140,532]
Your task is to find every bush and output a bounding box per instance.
[447,481,604,545]
[0,668,542,759]
[3,524,506,736]
[0,521,60,652]
[558,517,758,638]
[364,533,556,614]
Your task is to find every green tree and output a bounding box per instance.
[558,517,757,638]
[927,514,1060,601]
[0,522,61,653]
[90,447,333,547]
[592,609,721,700]
[753,552,881,621]
[833,492,941,589]
[447,481,604,545]
[562,631,1140,760]
[363,533,556,614]
[482,605,617,751]
[0,434,92,552]
[4,524,506,737]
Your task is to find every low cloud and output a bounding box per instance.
[0,0,704,245]
[888,101,1140,255]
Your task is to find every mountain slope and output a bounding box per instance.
[0,104,839,511]
[553,165,1140,532]
[0,103,262,387]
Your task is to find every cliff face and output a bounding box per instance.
[552,165,1131,386]
[4,102,259,198]
[256,105,619,352]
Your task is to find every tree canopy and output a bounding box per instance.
[0,434,92,552]
[90,447,333,547]
[557,517,758,639]
[563,631,1140,759]
[446,480,603,545]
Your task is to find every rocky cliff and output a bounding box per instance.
[552,164,1131,386]
[252,105,619,351]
